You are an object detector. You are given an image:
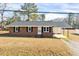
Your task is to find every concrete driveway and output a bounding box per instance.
[62,39,79,56]
[53,34,79,56]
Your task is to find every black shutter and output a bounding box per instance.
[49,27,51,32]
[13,27,15,32]
[26,27,28,32]
[18,27,20,32]
[42,27,43,33]
[31,27,33,32]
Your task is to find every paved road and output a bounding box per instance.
[62,39,79,56]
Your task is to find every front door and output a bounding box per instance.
[38,27,42,35]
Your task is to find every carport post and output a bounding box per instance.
[67,29,69,38]
[52,26,54,38]
[62,28,65,35]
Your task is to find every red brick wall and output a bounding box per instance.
[42,32,52,37]
[42,27,53,37]
[8,27,53,37]
[8,27,38,37]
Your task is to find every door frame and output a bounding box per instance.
[37,27,42,35]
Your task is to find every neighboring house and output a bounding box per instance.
[6,21,72,37]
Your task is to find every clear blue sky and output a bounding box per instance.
[36,3,79,12]
[2,3,79,21]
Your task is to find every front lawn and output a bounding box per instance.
[0,31,72,56]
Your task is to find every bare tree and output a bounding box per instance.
[0,3,7,27]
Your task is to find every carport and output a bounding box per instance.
[52,20,72,38]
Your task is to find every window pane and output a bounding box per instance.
[43,27,46,31]
[28,27,32,32]
[14,27,19,32]
[43,27,49,32]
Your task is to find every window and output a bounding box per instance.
[28,27,32,32]
[43,27,49,32]
[14,27,20,32]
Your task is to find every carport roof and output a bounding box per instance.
[6,21,72,28]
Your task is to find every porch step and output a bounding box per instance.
[36,35,42,38]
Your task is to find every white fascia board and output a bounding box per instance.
[6,25,53,27]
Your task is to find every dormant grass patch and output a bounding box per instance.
[0,31,72,56]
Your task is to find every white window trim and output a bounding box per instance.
[15,27,19,32]
[28,27,32,32]
[43,27,49,32]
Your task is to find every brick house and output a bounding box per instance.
[6,21,72,37]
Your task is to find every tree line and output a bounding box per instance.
[0,3,45,26]
[0,3,79,29]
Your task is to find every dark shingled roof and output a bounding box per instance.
[6,21,72,28]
